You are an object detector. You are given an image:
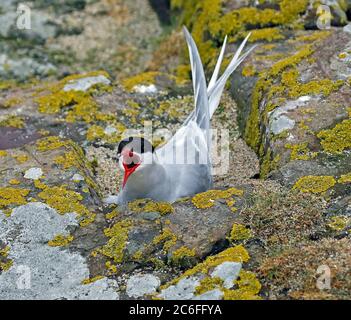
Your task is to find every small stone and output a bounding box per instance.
[133,84,158,94]
[103,195,120,205]
[343,23,351,34]
[193,289,224,300]
[210,261,242,289]
[24,167,43,180]
[270,115,295,135]
[63,75,110,92]
[71,174,85,182]
[104,126,117,136]
[126,274,160,298]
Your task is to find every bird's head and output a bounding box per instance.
[116,137,155,189]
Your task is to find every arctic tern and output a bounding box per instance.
[114,27,254,204]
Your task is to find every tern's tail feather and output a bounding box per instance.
[183,27,254,138]
[183,26,210,145]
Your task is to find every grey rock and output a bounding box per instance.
[126,274,160,298]
[210,261,242,289]
[193,289,223,300]
[0,203,119,300]
[158,276,201,300]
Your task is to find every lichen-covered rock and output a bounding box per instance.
[232,29,351,201]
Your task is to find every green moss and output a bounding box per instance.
[317,120,351,154]
[285,143,317,161]
[128,199,174,215]
[192,187,243,209]
[48,234,74,247]
[293,175,336,194]
[97,220,133,263]
[229,224,252,242]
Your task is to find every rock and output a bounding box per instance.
[63,75,111,92]
[158,276,201,300]
[0,203,119,300]
[126,274,160,298]
[133,84,158,94]
[24,167,43,180]
[193,289,224,300]
[232,29,351,198]
[210,262,242,289]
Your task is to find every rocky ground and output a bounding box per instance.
[0,0,350,300]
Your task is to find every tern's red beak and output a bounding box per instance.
[122,162,140,188]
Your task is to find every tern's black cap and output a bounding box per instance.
[117,137,155,156]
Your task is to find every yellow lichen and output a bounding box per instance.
[223,271,262,300]
[153,228,177,253]
[37,185,94,221]
[79,213,96,227]
[54,151,77,169]
[327,216,350,232]
[285,143,317,161]
[242,65,256,77]
[0,260,13,272]
[8,179,20,185]
[293,175,336,194]
[171,246,196,265]
[0,115,25,128]
[0,187,30,212]
[48,234,74,247]
[81,275,105,285]
[36,136,66,152]
[128,199,174,215]
[229,224,253,242]
[161,245,250,289]
[13,154,28,164]
[106,208,119,220]
[338,173,351,184]
[122,72,159,92]
[2,97,22,108]
[0,246,10,257]
[97,220,132,263]
[192,188,243,209]
[317,120,351,154]
[0,150,8,157]
[195,276,223,295]
[105,261,118,274]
